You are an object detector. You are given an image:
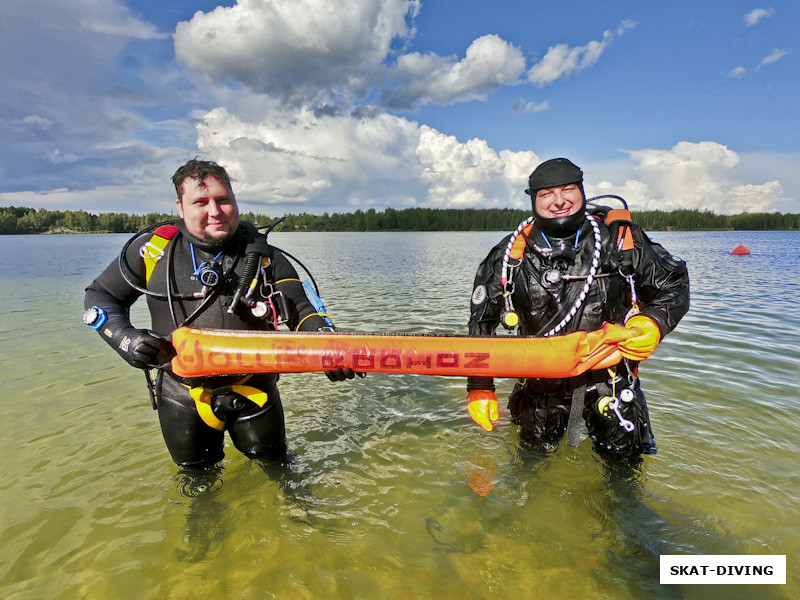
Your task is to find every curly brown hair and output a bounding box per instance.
[172,159,234,200]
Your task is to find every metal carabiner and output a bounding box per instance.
[608,397,635,432]
[621,269,639,309]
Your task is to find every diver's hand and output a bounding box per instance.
[325,368,366,382]
[467,390,499,431]
[114,328,176,369]
[619,315,662,361]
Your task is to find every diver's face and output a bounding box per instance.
[177,176,240,242]
[534,184,583,219]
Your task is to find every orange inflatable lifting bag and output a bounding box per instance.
[171,323,636,379]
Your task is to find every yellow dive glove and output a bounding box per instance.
[467,390,499,431]
[619,315,662,361]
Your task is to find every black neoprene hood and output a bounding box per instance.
[527,158,586,237]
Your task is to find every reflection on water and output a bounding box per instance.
[0,231,797,599]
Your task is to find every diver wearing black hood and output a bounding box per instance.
[466,158,690,458]
[528,157,586,237]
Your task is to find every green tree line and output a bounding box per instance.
[1,205,799,234]
[0,206,174,234]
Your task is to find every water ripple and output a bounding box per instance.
[2,231,799,598]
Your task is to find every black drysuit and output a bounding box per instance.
[467,209,689,456]
[85,221,329,466]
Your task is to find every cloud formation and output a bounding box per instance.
[728,46,787,78]
[175,2,526,111]
[527,21,637,86]
[193,102,538,212]
[744,8,775,27]
[0,0,186,194]
[380,35,526,109]
[1,1,795,218]
[761,48,788,65]
[728,66,747,78]
[511,100,550,114]
[598,141,791,214]
[79,2,167,39]
[175,0,420,105]
[171,6,651,214]
[193,97,789,215]
[417,127,538,207]
[169,0,546,212]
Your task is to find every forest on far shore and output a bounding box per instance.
[1,205,799,234]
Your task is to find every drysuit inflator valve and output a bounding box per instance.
[83,306,108,330]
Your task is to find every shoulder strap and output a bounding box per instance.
[604,208,635,251]
[142,225,179,283]
[508,223,535,261]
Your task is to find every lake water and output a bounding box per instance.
[0,230,797,599]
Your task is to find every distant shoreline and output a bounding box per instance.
[12,226,800,234]
[2,205,799,234]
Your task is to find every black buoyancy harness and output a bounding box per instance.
[131,221,282,428]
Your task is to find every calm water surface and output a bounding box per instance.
[0,230,797,599]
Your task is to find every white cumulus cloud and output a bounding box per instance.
[190,104,538,212]
[381,34,526,109]
[196,104,423,208]
[3,1,795,219]
[607,141,791,214]
[175,2,526,112]
[527,20,636,87]
[174,0,419,104]
[416,126,537,207]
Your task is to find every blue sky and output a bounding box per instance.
[2,0,797,216]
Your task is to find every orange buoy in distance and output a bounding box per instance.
[731,244,750,255]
